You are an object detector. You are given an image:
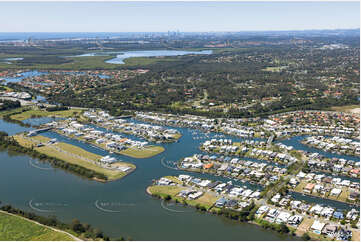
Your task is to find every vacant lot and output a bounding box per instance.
[120,145,165,158]
[186,192,219,210]
[148,185,184,198]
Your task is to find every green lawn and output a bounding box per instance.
[14,134,135,181]
[0,212,74,241]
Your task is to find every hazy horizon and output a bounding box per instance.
[0,1,359,32]
[0,28,360,33]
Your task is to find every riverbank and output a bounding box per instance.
[146,178,357,241]
[0,210,77,241]
[146,181,305,240]
[13,133,135,181]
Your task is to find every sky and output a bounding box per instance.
[0,1,359,32]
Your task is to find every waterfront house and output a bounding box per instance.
[303,183,315,193]
[229,187,244,197]
[322,224,338,238]
[256,205,269,216]
[188,191,203,200]
[330,188,342,197]
[311,220,326,234]
[198,180,212,187]
[100,155,117,164]
[95,138,105,144]
[290,200,302,210]
[337,228,352,241]
[276,211,291,224]
[271,193,281,203]
[348,191,359,201]
[333,211,344,220]
[207,181,220,189]
[215,197,227,207]
[178,190,195,198]
[158,177,173,186]
[241,189,253,198]
[287,215,303,226]
[178,174,191,181]
[346,209,359,220]
[266,208,279,222]
[250,191,261,199]
[289,178,299,187]
[310,204,324,215]
[320,207,334,218]
[225,199,238,208]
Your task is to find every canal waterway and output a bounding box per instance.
[0,115,359,240]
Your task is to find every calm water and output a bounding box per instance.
[72,50,212,64]
[1,70,109,85]
[1,70,47,84]
[0,117,358,240]
[0,57,23,64]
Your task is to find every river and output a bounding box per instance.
[0,115,359,240]
[72,50,212,64]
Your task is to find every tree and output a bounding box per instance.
[93,228,104,238]
[278,223,290,234]
[301,233,311,241]
[71,218,85,233]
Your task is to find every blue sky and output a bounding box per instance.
[0,1,359,32]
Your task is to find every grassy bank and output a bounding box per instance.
[0,107,28,118]
[13,134,135,181]
[10,108,84,121]
[146,178,348,241]
[148,184,219,210]
[0,211,74,241]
